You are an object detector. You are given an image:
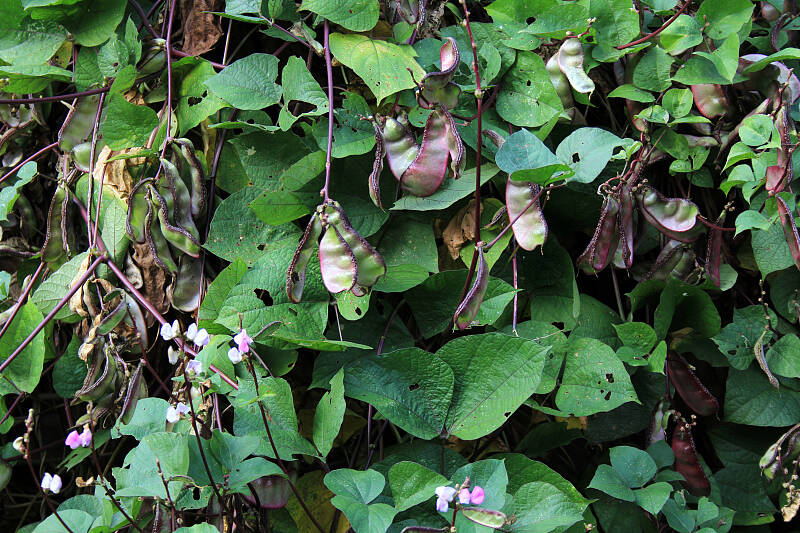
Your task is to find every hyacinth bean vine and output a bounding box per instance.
[5,0,800,531]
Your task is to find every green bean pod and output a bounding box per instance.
[327,202,386,292]
[146,200,179,273]
[76,343,119,402]
[41,183,69,268]
[577,196,620,274]
[454,245,489,330]
[614,186,635,269]
[546,53,574,110]
[170,138,207,219]
[286,212,323,303]
[126,179,153,244]
[382,116,419,181]
[58,94,102,152]
[158,158,201,240]
[172,255,204,312]
[506,179,547,251]
[401,110,449,197]
[151,187,201,257]
[318,222,358,295]
[644,239,693,281]
[556,38,595,94]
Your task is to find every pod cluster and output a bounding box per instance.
[286,201,386,302]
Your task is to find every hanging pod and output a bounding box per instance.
[644,239,695,282]
[577,195,620,274]
[454,245,489,330]
[635,185,700,241]
[613,185,635,269]
[58,94,102,152]
[401,109,450,196]
[368,121,385,209]
[145,199,179,273]
[158,159,202,242]
[506,180,547,252]
[126,179,154,244]
[419,38,462,110]
[760,425,800,481]
[441,108,465,179]
[546,53,575,111]
[318,222,358,295]
[382,116,419,180]
[41,182,71,269]
[326,202,386,295]
[666,352,719,416]
[556,37,595,94]
[705,211,726,287]
[169,138,207,219]
[119,360,148,424]
[286,212,323,303]
[672,421,711,496]
[776,196,800,271]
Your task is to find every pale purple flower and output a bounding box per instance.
[234,329,253,354]
[166,402,190,424]
[458,487,471,505]
[41,473,62,493]
[435,485,457,512]
[65,430,81,450]
[470,486,485,505]
[160,320,180,341]
[185,323,199,342]
[186,360,202,375]
[227,346,243,364]
[194,328,210,347]
[78,427,92,447]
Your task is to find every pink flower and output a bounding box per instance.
[458,488,471,504]
[78,427,92,447]
[234,329,253,354]
[64,430,81,450]
[470,486,485,505]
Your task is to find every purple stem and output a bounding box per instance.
[87,91,106,246]
[0,262,45,343]
[322,21,334,201]
[162,0,178,155]
[172,49,226,70]
[0,391,24,427]
[0,254,105,375]
[129,0,158,38]
[512,241,519,334]
[0,87,109,105]
[0,142,58,186]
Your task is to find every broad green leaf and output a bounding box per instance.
[614,322,657,353]
[249,190,310,225]
[343,348,454,439]
[522,0,589,36]
[766,334,800,378]
[311,92,376,158]
[555,127,626,183]
[56,0,126,46]
[101,93,158,150]
[659,14,702,54]
[114,432,189,498]
[607,84,655,102]
[696,0,754,39]
[693,34,740,82]
[113,397,170,440]
[734,210,770,236]
[198,258,248,333]
[742,48,800,73]
[376,216,438,274]
[496,129,573,185]
[496,51,564,128]
[653,278,720,339]
[313,369,346,458]
[324,468,384,503]
[278,56,328,130]
[300,0,378,31]
[590,0,639,49]
[633,46,673,92]
[388,461,448,512]
[0,303,45,395]
[174,525,221,533]
[610,446,657,488]
[739,114,775,147]
[437,333,549,439]
[30,252,88,322]
[510,481,588,532]
[172,57,227,135]
[329,33,425,102]
[724,366,800,426]
[634,482,672,515]
[555,337,638,416]
[588,464,635,501]
[32,510,95,533]
[662,88,693,118]
[752,223,795,276]
[203,53,282,110]
[0,162,36,223]
[712,306,775,370]
[0,15,65,64]
[330,496,396,533]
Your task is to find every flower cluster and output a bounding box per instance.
[434,482,484,512]
[160,320,209,347]
[41,473,62,494]
[64,427,92,449]
[227,328,252,364]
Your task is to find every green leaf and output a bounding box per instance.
[734,210,771,236]
[101,93,158,150]
[112,397,170,440]
[742,48,800,73]
[555,127,626,184]
[712,306,774,369]
[172,57,227,135]
[662,88,693,118]
[343,348,454,439]
[58,0,126,46]
[376,216,438,274]
[437,333,549,439]
[249,190,310,225]
[0,162,36,223]
[511,480,588,532]
[693,34,739,82]
[388,461,448,512]
[203,53,282,110]
[610,446,657,488]
[391,164,499,211]
[724,366,800,426]
[607,84,655,102]
[278,56,328,130]
[324,468,385,503]
[496,129,573,185]
[0,303,45,394]
[313,369,346,458]
[739,114,775,147]
[0,16,65,65]
[633,46,673,92]
[32,510,95,533]
[198,258,248,333]
[696,0,754,39]
[30,252,87,322]
[114,432,190,498]
[752,223,796,276]
[634,482,672,515]
[311,92,376,158]
[174,524,221,533]
[555,337,638,416]
[589,464,636,501]
[590,0,640,48]
[330,496,396,533]
[300,0,378,31]
[329,33,425,103]
[496,51,564,128]
[766,334,800,378]
[614,322,657,353]
[653,278,721,339]
[659,14,702,54]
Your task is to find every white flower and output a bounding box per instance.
[41,473,62,493]
[160,320,180,341]
[167,346,180,365]
[194,328,210,347]
[435,485,457,511]
[12,436,24,453]
[166,402,190,424]
[227,346,243,364]
[186,360,202,375]
[185,323,199,342]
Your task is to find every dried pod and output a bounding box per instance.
[454,246,489,330]
[556,38,595,94]
[672,421,711,496]
[369,121,385,209]
[286,214,323,303]
[667,352,719,416]
[506,180,547,251]
[578,195,620,274]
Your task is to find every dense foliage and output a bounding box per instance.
[2,0,800,531]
